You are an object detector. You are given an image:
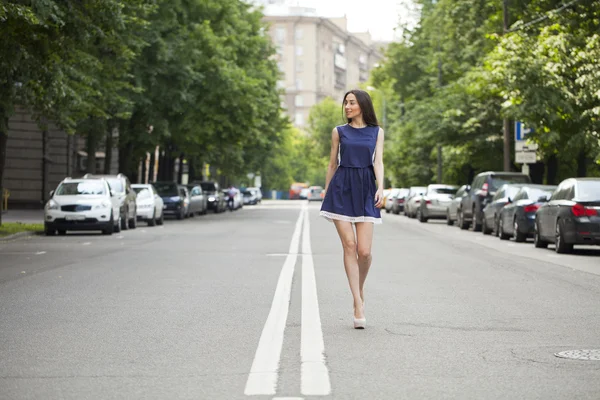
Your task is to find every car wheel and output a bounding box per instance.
[555,220,573,254]
[458,210,469,230]
[114,215,122,233]
[418,208,427,223]
[498,221,510,240]
[446,210,453,226]
[156,211,164,225]
[128,214,137,229]
[514,219,526,242]
[58,230,66,236]
[533,220,548,248]
[121,209,129,230]
[386,207,390,214]
[45,226,56,236]
[472,207,482,232]
[148,209,156,226]
[482,216,492,235]
[494,219,500,237]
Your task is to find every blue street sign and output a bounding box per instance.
[515,121,534,141]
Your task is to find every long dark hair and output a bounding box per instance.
[342,89,379,126]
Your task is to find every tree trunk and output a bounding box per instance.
[546,154,558,185]
[0,108,8,225]
[86,131,97,174]
[104,120,115,174]
[577,150,587,177]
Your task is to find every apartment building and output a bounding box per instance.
[257,2,385,128]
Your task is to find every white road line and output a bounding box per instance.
[300,208,331,396]
[245,209,305,396]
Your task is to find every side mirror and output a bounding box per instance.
[537,195,549,202]
[465,185,471,192]
[110,190,116,197]
[49,190,54,197]
[507,197,512,203]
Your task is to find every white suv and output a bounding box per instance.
[44,178,121,235]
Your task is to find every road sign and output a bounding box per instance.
[515,141,539,151]
[515,121,534,141]
[515,151,537,164]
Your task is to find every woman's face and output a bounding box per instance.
[344,93,362,120]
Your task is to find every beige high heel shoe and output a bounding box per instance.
[353,316,366,329]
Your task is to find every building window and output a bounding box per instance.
[295,95,303,107]
[275,27,286,44]
[295,27,303,40]
[295,112,304,126]
[296,46,303,56]
[277,62,284,73]
[296,60,303,73]
[295,78,303,90]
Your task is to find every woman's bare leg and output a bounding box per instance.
[355,222,374,304]
[333,220,364,319]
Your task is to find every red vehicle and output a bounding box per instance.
[289,182,308,200]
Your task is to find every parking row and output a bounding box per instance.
[385,172,600,255]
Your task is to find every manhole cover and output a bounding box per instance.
[554,349,600,361]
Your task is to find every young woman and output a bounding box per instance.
[319,89,384,329]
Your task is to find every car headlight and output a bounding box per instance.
[94,200,111,209]
[208,196,216,202]
[46,199,59,210]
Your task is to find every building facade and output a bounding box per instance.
[258,3,385,128]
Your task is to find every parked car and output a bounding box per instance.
[308,186,324,201]
[223,187,243,210]
[154,181,187,220]
[84,173,137,230]
[246,187,262,203]
[458,172,531,231]
[391,188,410,215]
[186,184,208,216]
[497,184,557,241]
[178,186,192,217]
[132,184,164,226]
[404,186,427,218]
[199,181,226,213]
[534,178,600,253]
[299,188,310,200]
[44,177,121,235]
[243,190,259,205]
[481,184,527,235]
[384,188,401,214]
[446,185,469,226]
[417,184,458,222]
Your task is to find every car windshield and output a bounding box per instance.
[576,181,600,201]
[56,181,105,196]
[154,182,179,196]
[243,191,252,197]
[105,178,124,193]
[506,186,522,198]
[529,188,553,201]
[200,182,216,192]
[133,187,152,199]
[490,175,530,190]
[433,188,457,195]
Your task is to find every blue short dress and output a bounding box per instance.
[319,124,382,224]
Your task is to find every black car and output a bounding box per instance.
[481,184,526,235]
[83,173,137,230]
[459,171,531,231]
[199,181,226,213]
[497,185,557,241]
[534,178,600,253]
[154,181,187,220]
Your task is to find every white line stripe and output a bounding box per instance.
[301,208,331,396]
[245,209,305,396]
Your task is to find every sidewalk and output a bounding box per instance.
[1,210,44,224]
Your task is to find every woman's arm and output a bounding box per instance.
[324,127,340,194]
[373,127,385,208]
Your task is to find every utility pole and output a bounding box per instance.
[502,0,511,172]
[437,50,443,183]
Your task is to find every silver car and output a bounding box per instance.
[417,184,459,223]
[446,185,469,226]
[404,186,427,218]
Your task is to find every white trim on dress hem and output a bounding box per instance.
[320,210,382,224]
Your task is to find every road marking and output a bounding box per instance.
[300,208,331,396]
[245,208,305,396]
[82,242,91,246]
[35,251,46,255]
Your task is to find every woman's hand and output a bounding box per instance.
[374,188,384,208]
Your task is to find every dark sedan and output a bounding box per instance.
[481,184,526,235]
[497,184,556,241]
[534,178,600,253]
[154,181,188,220]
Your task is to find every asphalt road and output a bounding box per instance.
[1,201,599,399]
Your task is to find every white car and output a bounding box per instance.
[44,178,121,235]
[132,184,164,226]
[246,187,262,203]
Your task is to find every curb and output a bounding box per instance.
[0,231,41,242]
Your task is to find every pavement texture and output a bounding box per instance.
[0,201,599,399]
